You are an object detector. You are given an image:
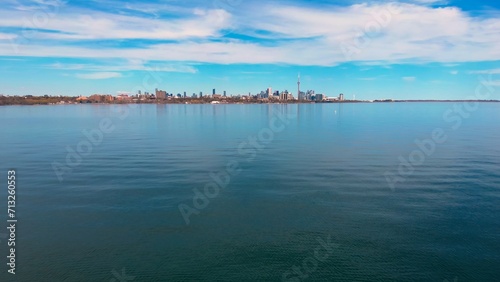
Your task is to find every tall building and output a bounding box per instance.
[339,93,344,101]
[280,90,290,101]
[199,91,203,98]
[305,90,314,101]
[155,89,167,99]
[297,73,301,98]
[223,90,227,97]
[267,87,272,98]
[184,91,187,98]
[213,89,216,95]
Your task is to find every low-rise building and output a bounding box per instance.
[156,89,167,99]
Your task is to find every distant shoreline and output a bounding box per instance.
[1,96,499,106]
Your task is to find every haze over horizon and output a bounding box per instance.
[0,0,499,99]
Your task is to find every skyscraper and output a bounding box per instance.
[213,89,216,95]
[297,73,301,98]
[280,90,289,101]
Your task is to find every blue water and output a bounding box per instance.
[0,103,499,281]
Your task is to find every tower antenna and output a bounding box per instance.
[297,72,301,98]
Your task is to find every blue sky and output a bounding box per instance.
[0,0,499,99]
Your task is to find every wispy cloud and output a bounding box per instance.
[48,61,198,73]
[409,0,449,5]
[0,33,17,40]
[483,80,500,86]
[0,1,499,67]
[469,68,500,74]
[0,5,231,40]
[76,72,122,79]
[450,70,458,75]
[403,76,416,82]
[239,71,273,74]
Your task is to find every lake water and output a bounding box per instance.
[0,103,499,281]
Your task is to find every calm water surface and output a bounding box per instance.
[0,103,499,281]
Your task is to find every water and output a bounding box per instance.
[0,103,499,281]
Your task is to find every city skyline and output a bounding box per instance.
[0,0,499,99]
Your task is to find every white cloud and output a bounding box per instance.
[450,70,458,75]
[0,33,17,40]
[0,8,231,40]
[76,72,122,79]
[48,61,198,73]
[402,76,416,82]
[409,0,448,4]
[469,69,500,74]
[0,2,499,66]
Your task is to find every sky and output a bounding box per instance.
[0,0,499,99]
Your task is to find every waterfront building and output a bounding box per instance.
[306,90,315,101]
[155,88,167,99]
[280,90,290,101]
[117,94,130,101]
[297,73,300,98]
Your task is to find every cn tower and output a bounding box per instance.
[297,73,300,98]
